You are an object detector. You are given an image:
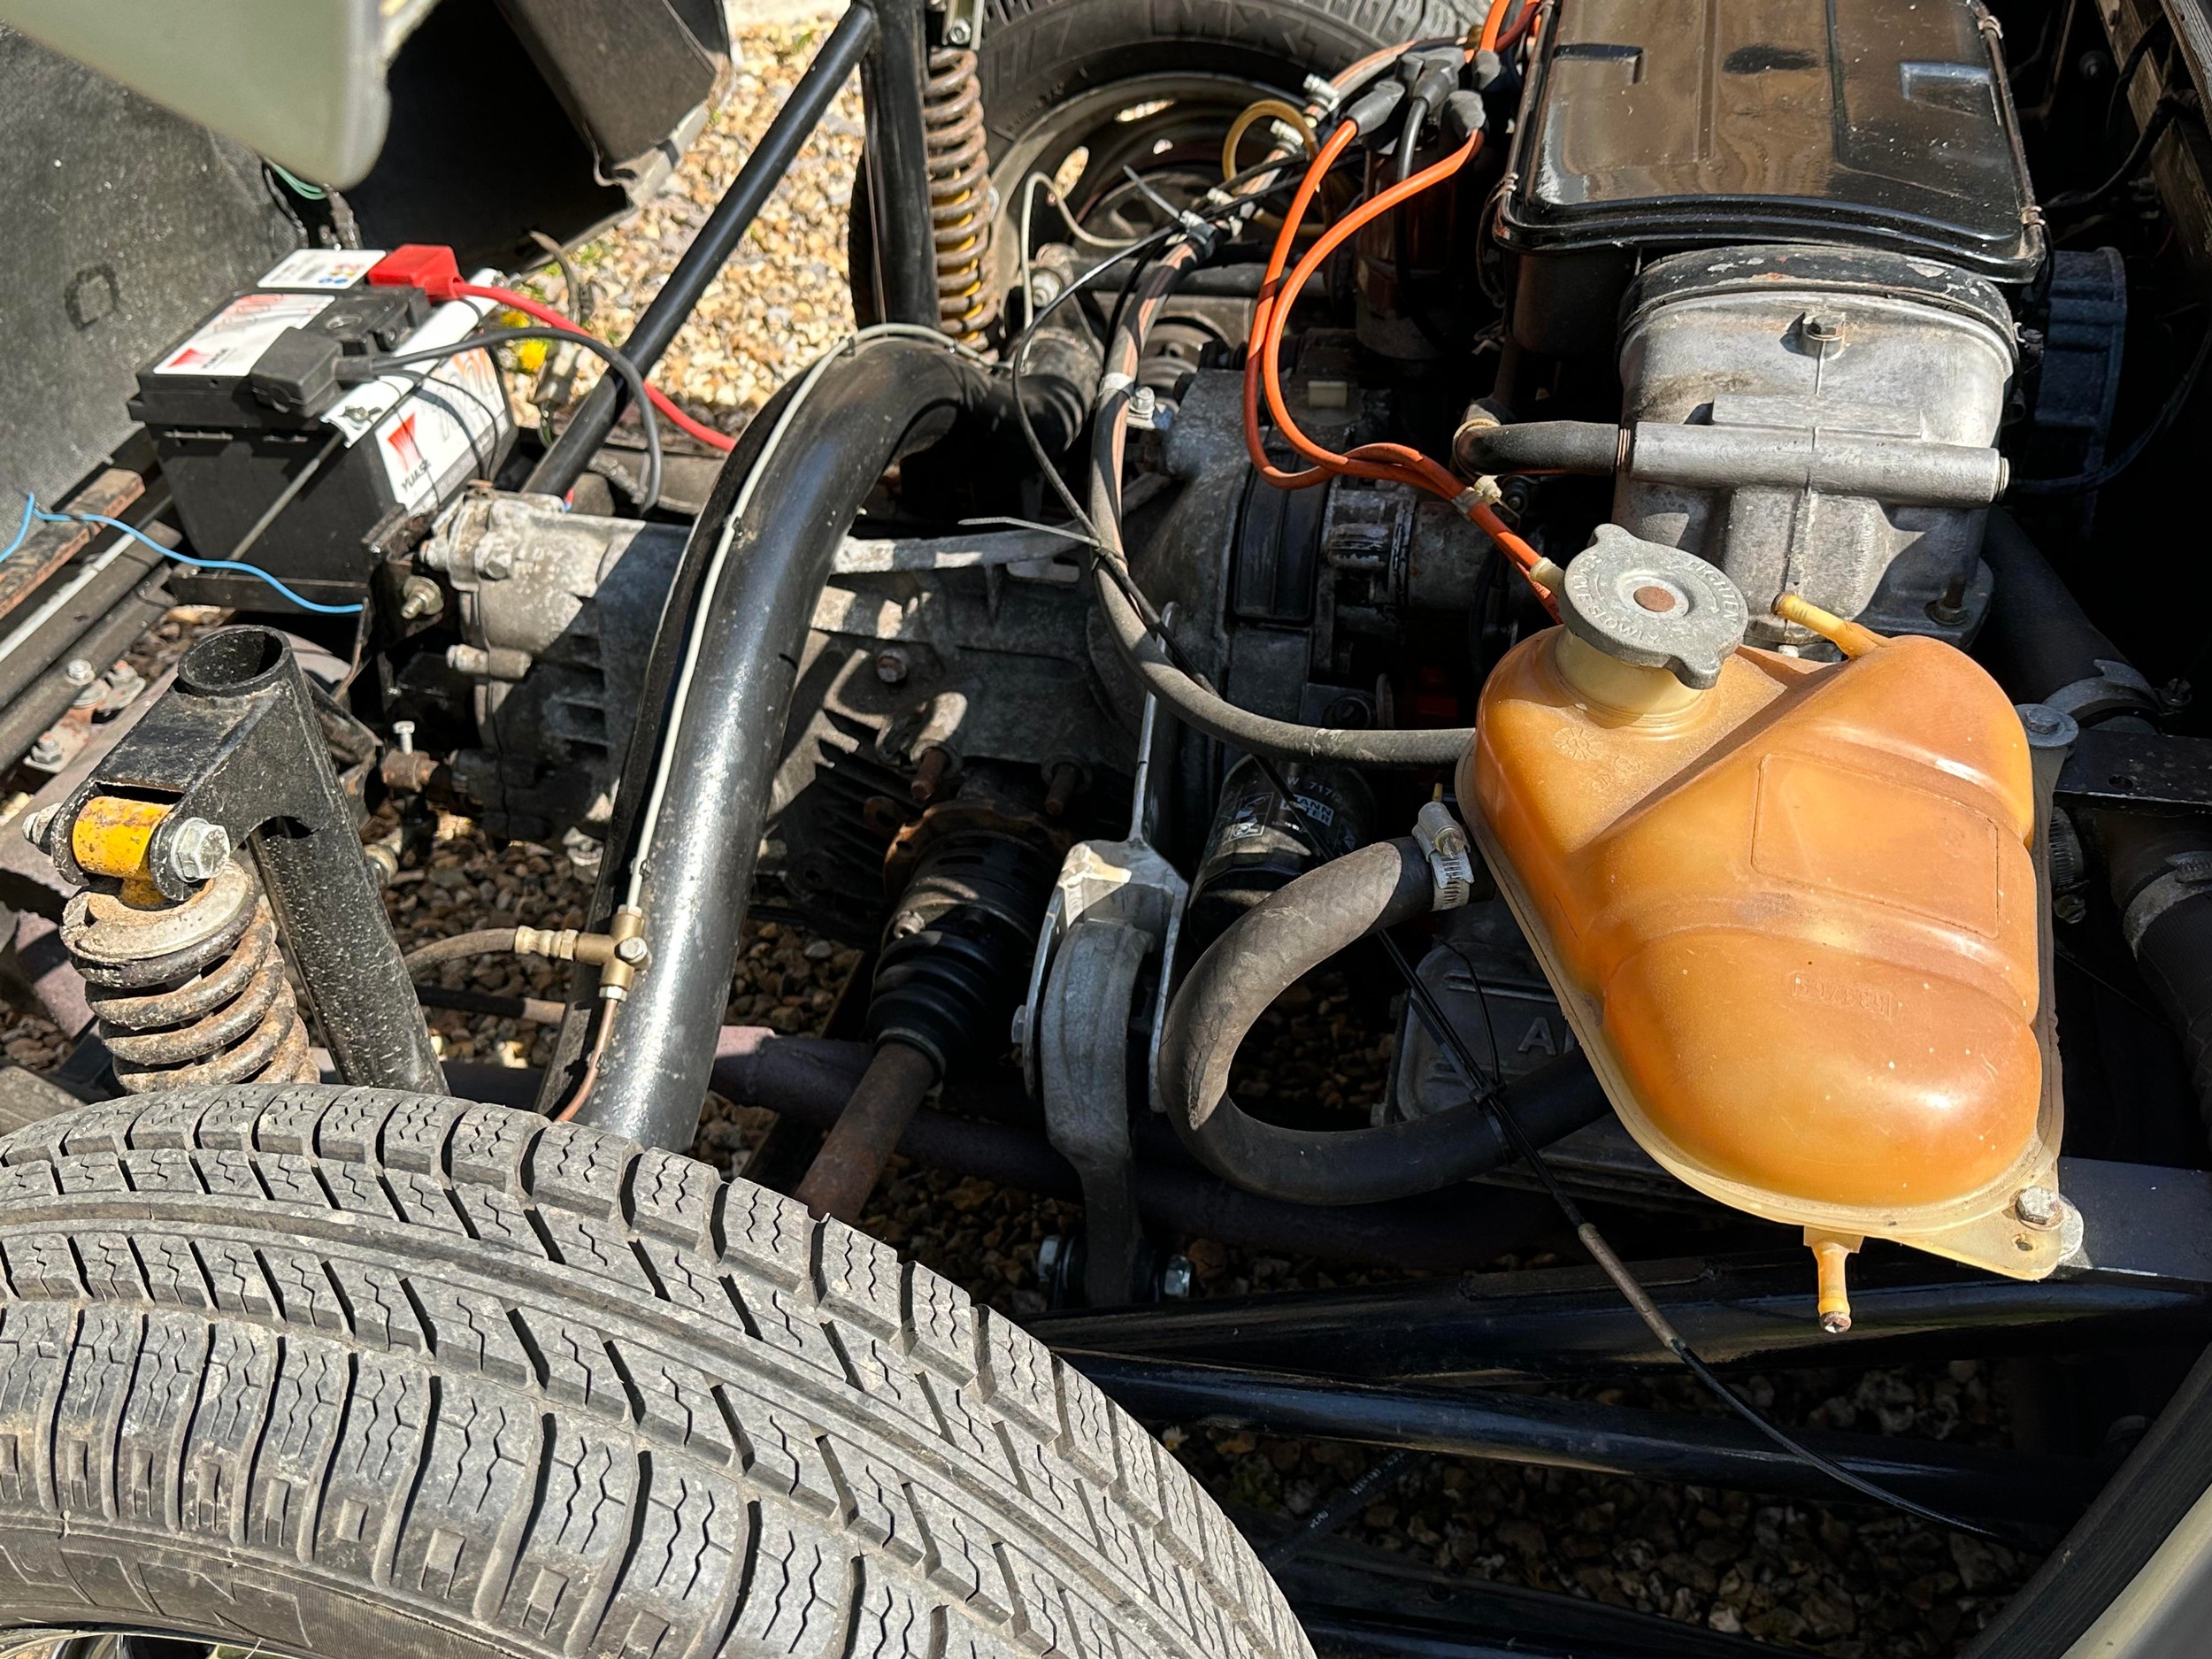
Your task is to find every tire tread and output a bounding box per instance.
[0,1085,1309,1659]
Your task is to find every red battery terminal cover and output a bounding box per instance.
[366,245,464,302]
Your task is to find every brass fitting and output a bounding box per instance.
[511,906,650,998]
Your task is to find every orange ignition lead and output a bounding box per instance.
[1240,0,1553,602]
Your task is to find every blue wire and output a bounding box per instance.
[32,505,363,615]
[0,494,34,564]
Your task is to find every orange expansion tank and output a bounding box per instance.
[1462,528,2069,1326]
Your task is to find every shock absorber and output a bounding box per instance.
[47,800,316,1090]
[924,44,998,345]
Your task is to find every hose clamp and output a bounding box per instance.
[2123,851,2212,952]
[2047,659,2161,725]
[1414,800,1476,911]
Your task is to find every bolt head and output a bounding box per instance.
[1160,1256,1194,1299]
[478,549,514,580]
[2014,1185,2064,1229]
[614,936,649,964]
[165,817,232,884]
[63,657,96,687]
[946,17,972,43]
[398,576,444,620]
[874,649,910,686]
[27,735,67,768]
[391,718,417,753]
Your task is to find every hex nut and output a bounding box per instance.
[20,805,58,849]
[164,818,233,884]
[2014,1186,2064,1230]
[63,658,96,687]
[875,648,910,686]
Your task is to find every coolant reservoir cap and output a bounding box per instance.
[1559,526,1747,690]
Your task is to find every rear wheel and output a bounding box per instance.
[0,1085,1310,1659]
[849,0,1466,332]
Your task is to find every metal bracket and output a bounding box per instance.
[1015,695,1189,1305]
[2055,723,2212,813]
[46,626,442,1093]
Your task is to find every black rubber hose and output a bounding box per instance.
[1978,511,2131,703]
[1981,511,2212,1123]
[1453,419,1624,478]
[1158,838,1610,1204]
[571,342,996,1150]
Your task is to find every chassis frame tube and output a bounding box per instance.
[568,342,990,1148]
[705,1025,1558,1271]
[526,2,883,498]
[856,0,941,328]
[1075,1356,2101,1524]
[1035,1246,2212,1386]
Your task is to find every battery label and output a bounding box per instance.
[150,292,332,377]
[373,344,507,511]
[258,248,387,289]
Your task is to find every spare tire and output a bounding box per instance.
[0,1085,1310,1659]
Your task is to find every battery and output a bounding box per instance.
[128,248,515,613]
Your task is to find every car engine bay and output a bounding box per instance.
[7,0,2212,1649]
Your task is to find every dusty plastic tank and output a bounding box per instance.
[1463,528,2068,1323]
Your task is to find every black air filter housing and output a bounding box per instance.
[1496,0,2042,281]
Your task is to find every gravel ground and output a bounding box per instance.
[0,16,2051,1654]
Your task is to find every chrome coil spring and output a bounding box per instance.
[62,858,317,1091]
[925,45,998,344]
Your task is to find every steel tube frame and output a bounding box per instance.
[1036,1246,2212,1386]
[572,344,987,1148]
[856,0,940,328]
[1072,1356,2100,1523]
[525,1,884,498]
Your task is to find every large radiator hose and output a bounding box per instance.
[1157,837,1609,1204]
[1980,511,2212,1127]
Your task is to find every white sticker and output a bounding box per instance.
[371,343,509,511]
[150,292,332,377]
[320,288,501,444]
[258,248,387,290]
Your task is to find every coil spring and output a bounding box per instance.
[925,46,998,345]
[62,858,317,1091]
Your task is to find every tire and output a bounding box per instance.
[850,0,1466,327]
[0,1085,1310,1659]
[976,0,1472,150]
